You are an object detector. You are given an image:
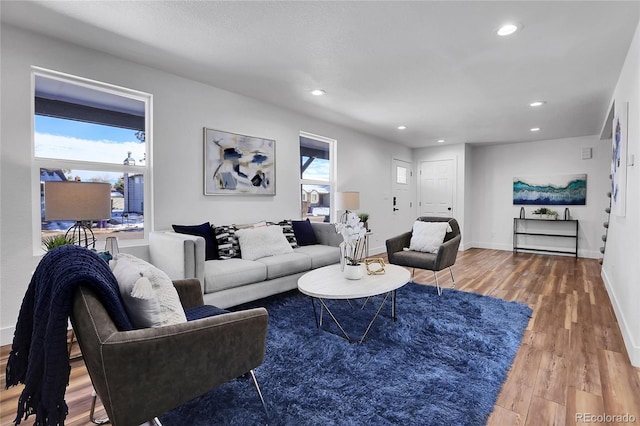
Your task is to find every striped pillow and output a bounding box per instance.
[277,219,299,248]
[214,225,241,259]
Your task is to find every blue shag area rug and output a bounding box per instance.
[159,283,532,425]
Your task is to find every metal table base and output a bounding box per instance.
[308,290,397,344]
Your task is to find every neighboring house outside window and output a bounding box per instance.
[32,68,152,252]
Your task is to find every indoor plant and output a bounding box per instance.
[358,212,370,231]
[42,234,75,251]
[532,207,559,220]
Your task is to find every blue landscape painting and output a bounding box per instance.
[513,174,587,205]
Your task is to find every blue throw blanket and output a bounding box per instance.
[5,245,132,425]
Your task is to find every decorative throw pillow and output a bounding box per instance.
[292,219,318,246]
[214,225,241,259]
[236,225,294,261]
[409,221,450,253]
[110,253,187,329]
[277,219,299,248]
[172,222,219,260]
[235,221,267,230]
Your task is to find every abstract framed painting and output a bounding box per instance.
[611,102,628,217]
[203,128,275,195]
[513,174,587,205]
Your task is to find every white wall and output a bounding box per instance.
[412,143,468,249]
[463,143,474,251]
[468,136,610,258]
[0,25,411,345]
[601,21,640,367]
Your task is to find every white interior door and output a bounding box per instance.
[419,159,454,217]
[392,159,414,234]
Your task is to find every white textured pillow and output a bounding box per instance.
[409,221,450,253]
[110,253,187,328]
[237,225,294,261]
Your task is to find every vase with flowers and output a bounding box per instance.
[335,212,367,279]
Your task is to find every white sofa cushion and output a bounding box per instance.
[203,258,267,293]
[294,245,341,269]
[256,252,311,279]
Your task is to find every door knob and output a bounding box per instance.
[393,208,399,211]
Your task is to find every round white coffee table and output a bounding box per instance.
[298,263,410,343]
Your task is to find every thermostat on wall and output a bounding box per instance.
[581,147,592,160]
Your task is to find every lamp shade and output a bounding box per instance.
[44,181,111,221]
[335,192,360,211]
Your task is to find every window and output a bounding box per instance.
[300,132,335,222]
[33,68,152,252]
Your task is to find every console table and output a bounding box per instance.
[513,218,579,257]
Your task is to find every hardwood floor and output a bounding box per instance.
[1,248,639,425]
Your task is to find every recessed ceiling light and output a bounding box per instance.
[397,125,407,130]
[530,127,540,132]
[437,139,445,143]
[497,23,519,36]
[530,101,546,107]
[311,89,326,96]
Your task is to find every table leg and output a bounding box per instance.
[359,291,392,344]
[392,290,397,322]
[308,296,320,328]
[318,298,352,343]
[308,292,399,344]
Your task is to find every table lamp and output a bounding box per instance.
[335,191,360,223]
[44,181,111,248]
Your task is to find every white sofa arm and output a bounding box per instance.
[149,232,205,292]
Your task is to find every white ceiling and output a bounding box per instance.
[2,1,639,148]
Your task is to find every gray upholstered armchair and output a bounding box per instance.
[71,278,269,426]
[386,217,461,295]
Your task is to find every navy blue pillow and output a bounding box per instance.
[172,222,219,260]
[185,305,229,321]
[292,219,318,246]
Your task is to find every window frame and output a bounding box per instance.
[31,67,153,254]
[299,131,336,222]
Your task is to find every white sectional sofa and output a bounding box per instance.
[149,221,342,308]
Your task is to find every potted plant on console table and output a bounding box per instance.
[531,207,559,220]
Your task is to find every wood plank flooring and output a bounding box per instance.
[1,249,639,425]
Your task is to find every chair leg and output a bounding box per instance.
[89,389,109,425]
[433,271,442,296]
[449,266,456,290]
[67,329,74,358]
[67,328,82,360]
[250,369,269,421]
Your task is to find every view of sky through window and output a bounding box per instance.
[35,115,145,183]
[301,156,330,181]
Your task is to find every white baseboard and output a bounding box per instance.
[601,268,640,367]
[368,244,386,256]
[469,241,600,259]
[460,241,473,251]
[468,241,513,252]
[1,325,15,347]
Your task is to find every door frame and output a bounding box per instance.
[391,157,416,234]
